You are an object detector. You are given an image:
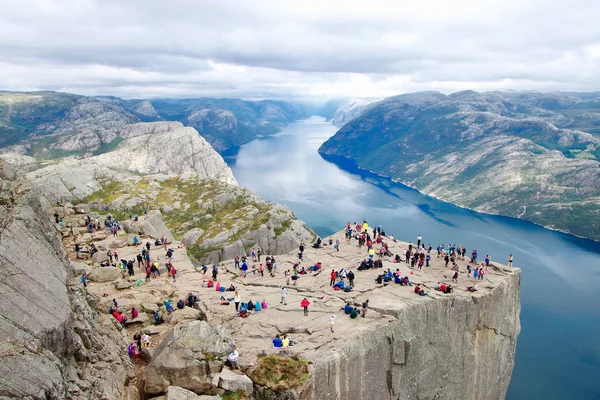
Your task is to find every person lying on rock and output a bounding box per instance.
[414,285,427,296]
[466,284,479,292]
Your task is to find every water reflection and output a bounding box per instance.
[225,116,600,400]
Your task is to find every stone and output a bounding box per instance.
[77,233,93,243]
[217,368,254,394]
[141,303,160,313]
[114,280,136,290]
[144,321,235,394]
[183,228,204,245]
[121,210,175,243]
[124,312,149,325]
[71,261,92,276]
[92,251,109,264]
[88,267,122,282]
[92,231,107,240]
[207,360,223,374]
[165,307,202,325]
[166,386,220,400]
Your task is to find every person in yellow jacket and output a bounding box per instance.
[368,247,375,259]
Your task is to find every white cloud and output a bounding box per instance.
[0,0,598,99]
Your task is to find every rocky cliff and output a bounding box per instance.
[0,159,137,399]
[319,90,600,241]
[320,98,377,126]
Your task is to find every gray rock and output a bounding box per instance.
[141,303,160,313]
[71,261,92,276]
[92,231,107,240]
[183,228,204,245]
[166,386,220,400]
[114,280,136,290]
[92,250,109,263]
[77,233,93,243]
[217,368,254,394]
[124,312,149,325]
[88,267,122,282]
[144,321,235,394]
[121,210,174,243]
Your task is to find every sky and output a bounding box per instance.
[1,0,599,100]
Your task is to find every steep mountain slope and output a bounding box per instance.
[0,91,306,157]
[320,98,377,126]
[150,98,306,152]
[319,90,600,240]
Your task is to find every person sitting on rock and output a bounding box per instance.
[247,300,255,311]
[165,299,174,313]
[177,299,185,309]
[312,237,322,248]
[131,307,139,319]
[112,310,126,326]
[414,285,427,296]
[467,284,479,292]
[187,293,198,307]
[228,350,240,369]
[350,307,359,319]
[142,333,150,348]
[273,334,283,348]
[153,311,164,325]
[261,299,268,309]
[344,302,353,314]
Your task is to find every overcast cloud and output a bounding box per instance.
[0,0,599,99]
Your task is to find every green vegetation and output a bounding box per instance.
[221,390,249,400]
[274,219,292,236]
[247,354,310,391]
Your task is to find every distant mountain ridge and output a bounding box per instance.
[0,91,306,157]
[319,90,600,241]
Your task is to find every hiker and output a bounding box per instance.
[131,307,139,319]
[142,333,150,348]
[171,265,177,282]
[467,284,479,292]
[313,237,322,248]
[508,254,513,267]
[330,315,336,332]
[335,238,340,251]
[348,270,355,287]
[330,270,336,286]
[259,263,264,277]
[301,297,310,316]
[187,293,197,307]
[257,248,261,262]
[350,307,359,319]
[474,267,479,280]
[417,234,422,248]
[361,299,369,318]
[153,311,164,325]
[165,299,174,313]
[251,248,257,261]
[344,302,353,314]
[241,261,248,277]
[81,274,87,288]
[212,265,219,280]
[261,299,268,309]
[234,291,241,311]
[478,267,485,280]
[234,256,240,269]
[177,299,185,309]
[273,334,283,348]
[228,350,240,369]
[133,332,142,351]
[414,285,427,296]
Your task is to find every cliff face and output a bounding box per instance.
[319,90,600,241]
[0,160,135,399]
[306,267,520,400]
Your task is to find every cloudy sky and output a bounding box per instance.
[1,0,599,99]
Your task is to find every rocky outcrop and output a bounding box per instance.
[121,210,174,243]
[0,160,136,399]
[25,122,237,203]
[144,321,235,394]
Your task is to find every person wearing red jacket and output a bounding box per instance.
[330,270,336,286]
[300,297,310,316]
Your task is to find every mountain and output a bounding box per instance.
[319,90,600,241]
[0,91,306,157]
[149,98,306,152]
[320,98,377,126]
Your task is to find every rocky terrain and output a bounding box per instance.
[50,201,520,399]
[319,90,600,241]
[0,91,306,156]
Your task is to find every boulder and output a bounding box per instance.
[120,210,174,243]
[92,231,107,240]
[183,228,204,245]
[124,312,149,325]
[77,233,93,244]
[109,237,129,248]
[166,386,220,400]
[88,267,122,282]
[92,251,109,264]
[144,321,235,394]
[165,307,202,325]
[217,368,254,394]
[70,261,92,276]
[114,280,136,290]
[141,303,160,313]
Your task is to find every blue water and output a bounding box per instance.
[223,117,600,400]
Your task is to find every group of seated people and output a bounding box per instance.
[373,269,411,286]
[343,302,360,319]
[272,334,296,348]
[238,299,268,318]
[358,258,383,270]
[434,282,454,294]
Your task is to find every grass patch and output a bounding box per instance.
[274,219,292,236]
[247,354,310,391]
[221,390,249,400]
